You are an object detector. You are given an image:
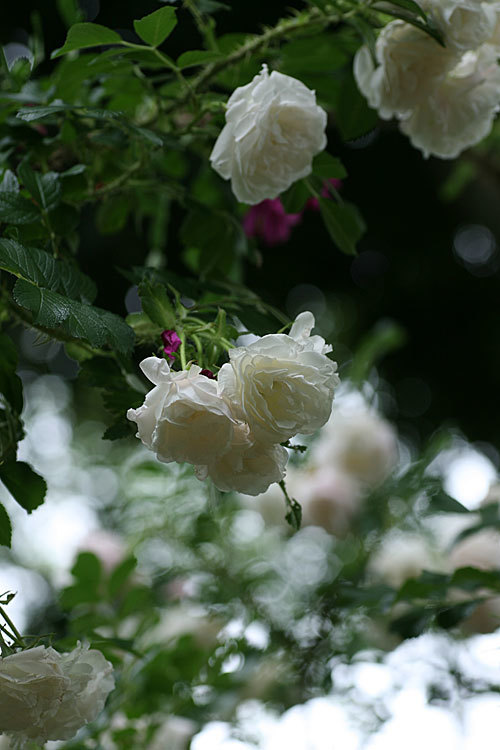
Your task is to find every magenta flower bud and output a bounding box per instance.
[243,198,302,246]
[200,369,215,379]
[161,330,181,360]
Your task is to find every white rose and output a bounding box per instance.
[354,21,458,120]
[0,644,114,745]
[311,393,398,486]
[400,44,500,158]
[291,464,362,537]
[218,311,339,444]
[196,423,288,496]
[210,64,327,205]
[354,20,500,159]
[421,0,500,51]
[127,357,237,467]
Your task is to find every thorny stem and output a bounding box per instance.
[162,5,360,114]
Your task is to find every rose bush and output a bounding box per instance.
[127,358,237,467]
[210,64,327,204]
[218,311,339,444]
[0,644,114,746]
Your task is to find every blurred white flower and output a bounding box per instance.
[196,423,288,496]
[354,19,500,158]
[421,0,500,51]
[219,311,339,444]
[354,21,456,120]
[142,604,222,650]
[150,716,196,750]
[311,394,398,487]
[400,44,500,158]
[0,644,114,745]
[210,64,327,204]
[78,529,127,574]
[368,531,442,588]
[292,465,362,537]
[127,358,237,467]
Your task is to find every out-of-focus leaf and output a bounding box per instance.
[348,320,406,385]
[133,8,177,47]
[0,461,47,513]
[319,198,365,255]
[51,23,122,59]
[177,50,222,68]
[0,504,12,548]
[312,152,347,180]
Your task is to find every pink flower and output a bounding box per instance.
[161,330,181,360]
[243,198,302,246]
[306,178,343,211]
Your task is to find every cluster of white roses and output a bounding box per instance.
[127,311,339,497]
[210,64,328,204]
[355,0,500,158]
[0,643,114,747]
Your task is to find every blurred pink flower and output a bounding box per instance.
[306,178,343,211]
[243,198,301,246]
[161,329,181,360]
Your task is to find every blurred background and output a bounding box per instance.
[2,2,500,749]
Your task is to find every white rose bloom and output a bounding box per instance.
[368,531,443,588]
[354,21,458,119]
[127,357,237,467]
[354,20,500,158]
[311,394,398,487]
[421,0,500,51]
[0,644,114,746]
[218,311,339,444]
[210,64,327,204]
[401,44,500,158]
[293,465,362,537]
[196,423,288,496]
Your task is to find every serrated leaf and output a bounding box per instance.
[312,152,347,180]
[13,279,134,353]
[0,461,47,513]
[51,23,123,59]
[0,239,96,303]
[319,198,365,255]
[0,503,12,548]
[16,104,69,122]
[0,191,40,224]
[177,50,221,68]
[133,8,177,47]
[13,279,70,327]
[17,163,61,211]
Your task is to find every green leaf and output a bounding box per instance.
[336,71,379,142]
[13,279,134,353]
[377,0,427,20]
[13,279,71,327]
[138,280,176,329]
[281,180,311,214]
[0,170,19,193]
[108,556,137,596]
[0,503,12,548]
[319,198,365,255]
[427,489,470,514]
[0,238,96,303]
[0,192,40,224]
[0,461,47,513]
[96,196,130,235]
[51,23,123,59]
[177,50,222,68]
[133,8,177,47]
[17,163,61,211]
[312,152,347,180]
[0,333,23,414]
